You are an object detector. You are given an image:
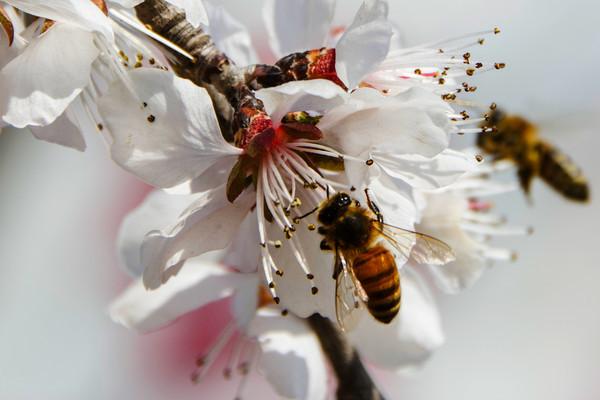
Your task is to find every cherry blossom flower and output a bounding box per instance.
[97,66,475,323]
[263,0,504,97]
[0,0,179,150]
[414,163,531,293]
[111,189,446,390]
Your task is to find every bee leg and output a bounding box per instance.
[517,166,535,204]
[364,188,384,224]
[320,239,332,251]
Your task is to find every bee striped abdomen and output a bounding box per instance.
[353,245,401,324]
[537,141,589,202]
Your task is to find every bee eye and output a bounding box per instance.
[336,193,351,207]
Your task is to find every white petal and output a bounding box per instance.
[3,0,113,40]
[118,190,202,277]
[141,186,253,289]
[263,0,335,58]
[110,259,254,332]
[230,273,260,328]
[108,0,144,6]
[205,1,257,66]
[256,79,347,123]
[335,0,393,89]
[350,269,444,371]
[249,309,327,400]
[29,111,85,151]
[0,24,98,128]
[222,211,261,273]
[98,68,241,188]
[320,87,452,159]
[416,190,486,293]
[376,148,476,190]
[163,156,238,195]
[267,209,337,320]
[167,0,209,27]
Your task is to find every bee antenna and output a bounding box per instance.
[326,185,330,199]
[296,206,319,222]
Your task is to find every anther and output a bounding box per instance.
[476,62,483,69]
[511,252,518,262]
[475,154,484,162]
[306,273,314,280]
[273,296,280,304]
[478,38,485,45]
[196,357,206,367]
[142,102,148,108]
[268,281,275,289]
[147,114,156,123]
[490,102,497,110]
[466,68,475,76]
[281,309,289,316]
[97,123,103,131]
[365,159,374,166]
[149,57,156,65]
[414,68,422,75]
[307,224,316,231]
[259,242,266,248]
[350,186,356,191]
[494,63,506,70]
[438,78,446,85]
[494,27,501,34]
[311,287,319,295]
[273,240,282,248]
[292,217,300,224]
[275,270,284,277]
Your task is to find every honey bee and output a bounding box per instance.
[314,191,455,329]
[478,109,589,202]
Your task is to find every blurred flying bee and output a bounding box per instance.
[313,191,454,329]
[478,109,589,202]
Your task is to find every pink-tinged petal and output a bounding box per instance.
[263,0,335,58]
[98,68,241,189]
[249,308,327,400]
[118,190,203,277]
[205,2,257,66]
[350,268,444,371]
[0,24,98,128]
[166,0,209,27]
[256,79,347,123]
[416,189,486,293]
[3,0,113,40]
[29,112,85,151]
[110,259,254,333]
[335,0,392,89]
[376,148,477,190]
[141,186,253,290]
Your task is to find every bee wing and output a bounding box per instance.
[334,249,366,332]
[375,222,456,266]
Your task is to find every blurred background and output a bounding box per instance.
[1,0,598,398]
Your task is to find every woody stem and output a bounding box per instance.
[134,0,269,141]
[308,314,387,400]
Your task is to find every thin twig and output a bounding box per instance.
[308,314,386,400]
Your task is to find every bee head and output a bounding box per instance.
[318,192,352,225]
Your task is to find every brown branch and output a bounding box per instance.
[308,314,386,400]
[134,0,270,146]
